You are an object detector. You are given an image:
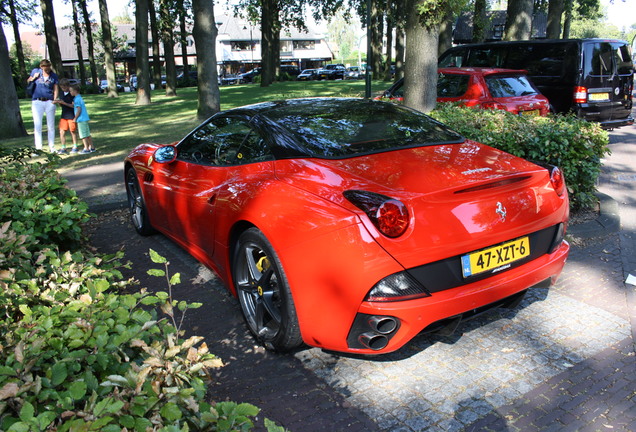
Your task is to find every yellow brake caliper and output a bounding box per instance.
[255,256,270,296]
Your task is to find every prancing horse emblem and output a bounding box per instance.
[496,202,507,221]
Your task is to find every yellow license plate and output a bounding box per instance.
[520,109,540,116]
[461,237,530,278]
[588,93,609,101]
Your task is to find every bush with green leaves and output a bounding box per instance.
[430,104,610,210]
[0,157,286,431]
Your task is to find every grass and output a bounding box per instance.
[8,80,389,173]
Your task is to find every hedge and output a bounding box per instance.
[430,103,610,210]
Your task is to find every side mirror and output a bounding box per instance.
[154,145,177,163]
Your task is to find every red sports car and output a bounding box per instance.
[125,98,569,355]
[380,67,551,116]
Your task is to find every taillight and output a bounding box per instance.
[481,101,506,111]
[574,86,587,104]
[549,166,566,196]
[343,190,409,238]
[532,162,566,196]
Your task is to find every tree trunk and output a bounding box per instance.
[438,4,454,54]
[547,0,564,38]
[40,0,64,75]
[159,0,177,96]
[384,2,394,82]
[261,0,274,87]
[370,2,383,79]
[404,2,438,113]
[177,0,189,82]
[71,0,87,84]
[504,0,534,41]
[98,0,118,97]
[8,0,28,83]
[135,0,151,104]
[562,0,573,38]
[472,0,487,43]
[148,0,162,87]
[0,24,27,139]
[395,25,405,80]
[192,0,220,119]
[79,0,98,86]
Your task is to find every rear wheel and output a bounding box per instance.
[125,167,156,236]
[232,228,302,351]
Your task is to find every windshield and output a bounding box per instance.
[261,99,464,158]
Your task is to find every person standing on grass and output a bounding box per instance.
[27,59,59,152]
[52,79,79,154]
[69,84,95,154]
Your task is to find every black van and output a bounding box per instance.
[438,39,634,128]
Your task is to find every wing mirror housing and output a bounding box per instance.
[154,145,177,164]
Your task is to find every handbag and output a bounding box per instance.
[26,80,36,97]
[26,68,41,98]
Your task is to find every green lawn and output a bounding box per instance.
[9,80,389,172]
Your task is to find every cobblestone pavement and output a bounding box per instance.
[82,125,636,431]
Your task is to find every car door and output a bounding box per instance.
[148,115,261,256]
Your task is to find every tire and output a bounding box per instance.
[125,167,156,236]
[232,228,302,352]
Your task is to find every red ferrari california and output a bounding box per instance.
[125,98,569,355]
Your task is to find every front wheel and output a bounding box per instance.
[232,228,302,352]
[125,167,156,236]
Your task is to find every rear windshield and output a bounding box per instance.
[438,74,470,97]
[263,100,464,158]
[485,75,538,97]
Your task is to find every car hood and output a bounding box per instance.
[275,140,569,267]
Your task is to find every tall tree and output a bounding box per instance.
[71,0,87,85]
[504,0,534,40]
[438,2,453,53]
[40,0,63,74]
[135,0,151,104]
[546,0,564,38]
[78,0,98,86]
[5,0,33,83]
[148,0,162,86]
[383,0,394,81]
[472,0,487,42]
[158,0,177,96]
[176,0,190,84]
[98,0,118,96]
[403,0,442,113]
[192,0,219,118]
[0,23,27,138]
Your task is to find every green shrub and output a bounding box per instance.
[0,161,90,251]
[0,158,285,431]
[431,104,610,209]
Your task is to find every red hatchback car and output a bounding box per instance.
[380,67,551,116]
[125,98,569,355]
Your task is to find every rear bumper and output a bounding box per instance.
[346,240,570,354]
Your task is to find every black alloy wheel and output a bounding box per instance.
[125,167,156,236]
[233,228,302,351]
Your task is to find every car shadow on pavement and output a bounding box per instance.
[87,209,380,432]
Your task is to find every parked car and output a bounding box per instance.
[124,98,570,355]
[280,65,301,78]
[345,66,364,79]
[297,69,318,81]
[239,68,261,83]
[438,38,634,128]
[100,79,124,93]
[177,70,198,86]
[316,64,346,80]
[379,68,550,116]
